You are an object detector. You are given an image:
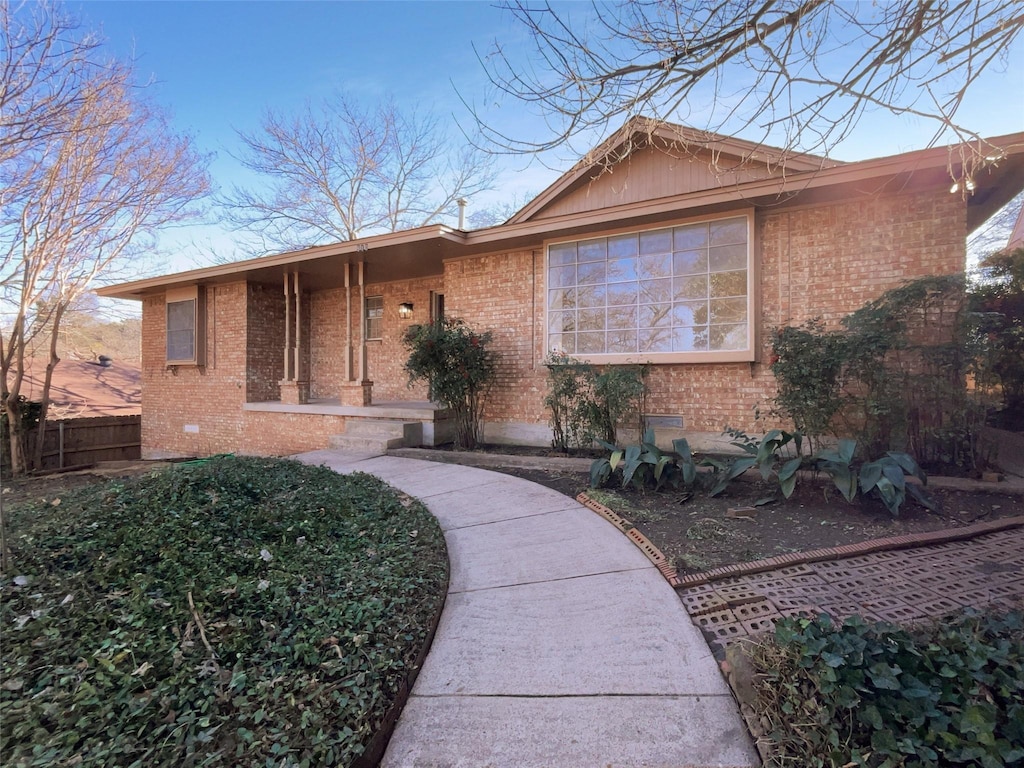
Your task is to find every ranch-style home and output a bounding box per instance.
[98,120,1024,459]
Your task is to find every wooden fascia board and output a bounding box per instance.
[97,226,466,300]
[466,154,934,245]
[508,122,839,225]
[480,134,1024,249]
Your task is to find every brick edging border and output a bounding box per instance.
[576,492,682,586]
[674,515,1024,588]
[576,492,1024,592]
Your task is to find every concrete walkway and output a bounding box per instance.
[296,449,759,768]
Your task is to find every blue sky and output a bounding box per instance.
[73,0,1024,274]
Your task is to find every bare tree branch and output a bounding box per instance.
[0,0,210,475]
[471,0,1023,177]
[219,96,498,254]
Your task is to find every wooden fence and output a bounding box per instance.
[37,415,142,471]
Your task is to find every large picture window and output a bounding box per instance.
[547,214,753,362]
[165,286,205,365]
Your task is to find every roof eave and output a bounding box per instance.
[472,132,1024,246]
[97,225,465,300]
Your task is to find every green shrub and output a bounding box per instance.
[772,275,994,470]
[752,610,1024,767]
[842,274,981,465]
[403,318,498,450]
[971,247,1024,427]
[588,364,648,445]
[770,321,845,454]
[0,456,449,767]
[543,357,649,451]
[543,352,596,453]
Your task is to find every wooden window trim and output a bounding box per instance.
[365,295,384,341]
[165,285,206,366]
[544,210,757,364]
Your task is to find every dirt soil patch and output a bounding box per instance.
[492,466,1024,576]
[1,460,171,518]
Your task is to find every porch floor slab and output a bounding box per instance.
[244,399,450,419]
[293,448,758,768]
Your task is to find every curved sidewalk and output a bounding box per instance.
[296,449,759,768]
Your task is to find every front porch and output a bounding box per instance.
[243,399,455,448]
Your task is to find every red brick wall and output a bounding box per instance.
[445,188,966,436]
[247,283,286,402]
[310,288,345,400]
[365,277,441,402]
[444,250,548,424]
[762,189,965,327]
[241,411,348,455]
[306,277,440,402]
[141,282,250,457]
[139,186,966,457]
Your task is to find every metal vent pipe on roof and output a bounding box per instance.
[457,198,467,229]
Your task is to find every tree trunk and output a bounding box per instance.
[4,396,27,477]
[0,485,9,573]
[32,305,65,471]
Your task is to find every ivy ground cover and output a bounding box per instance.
[751,611,1024,767]
[0,456,448,766]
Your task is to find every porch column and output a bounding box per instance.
[283,272,292,380]
[339,259,372,406]
[358,261,369,383]
[279,270,310,404]
[344,263,353,381]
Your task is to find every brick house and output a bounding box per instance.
[99,120,1024,459]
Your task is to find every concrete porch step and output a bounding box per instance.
[328,420,423,452]
[327,435,395,453]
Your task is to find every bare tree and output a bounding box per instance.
[36,292,142,363]
[466,193,537,229]
[1,1,210,478]
[219,96,498,253]
[475,1,1023,177]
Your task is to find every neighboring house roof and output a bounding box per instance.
[14,358,141,417]
[97,121,1024,301]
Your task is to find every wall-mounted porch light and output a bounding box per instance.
[398,302,414,319]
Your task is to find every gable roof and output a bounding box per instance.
[98,124,1024,301]
[507,117,844,224]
